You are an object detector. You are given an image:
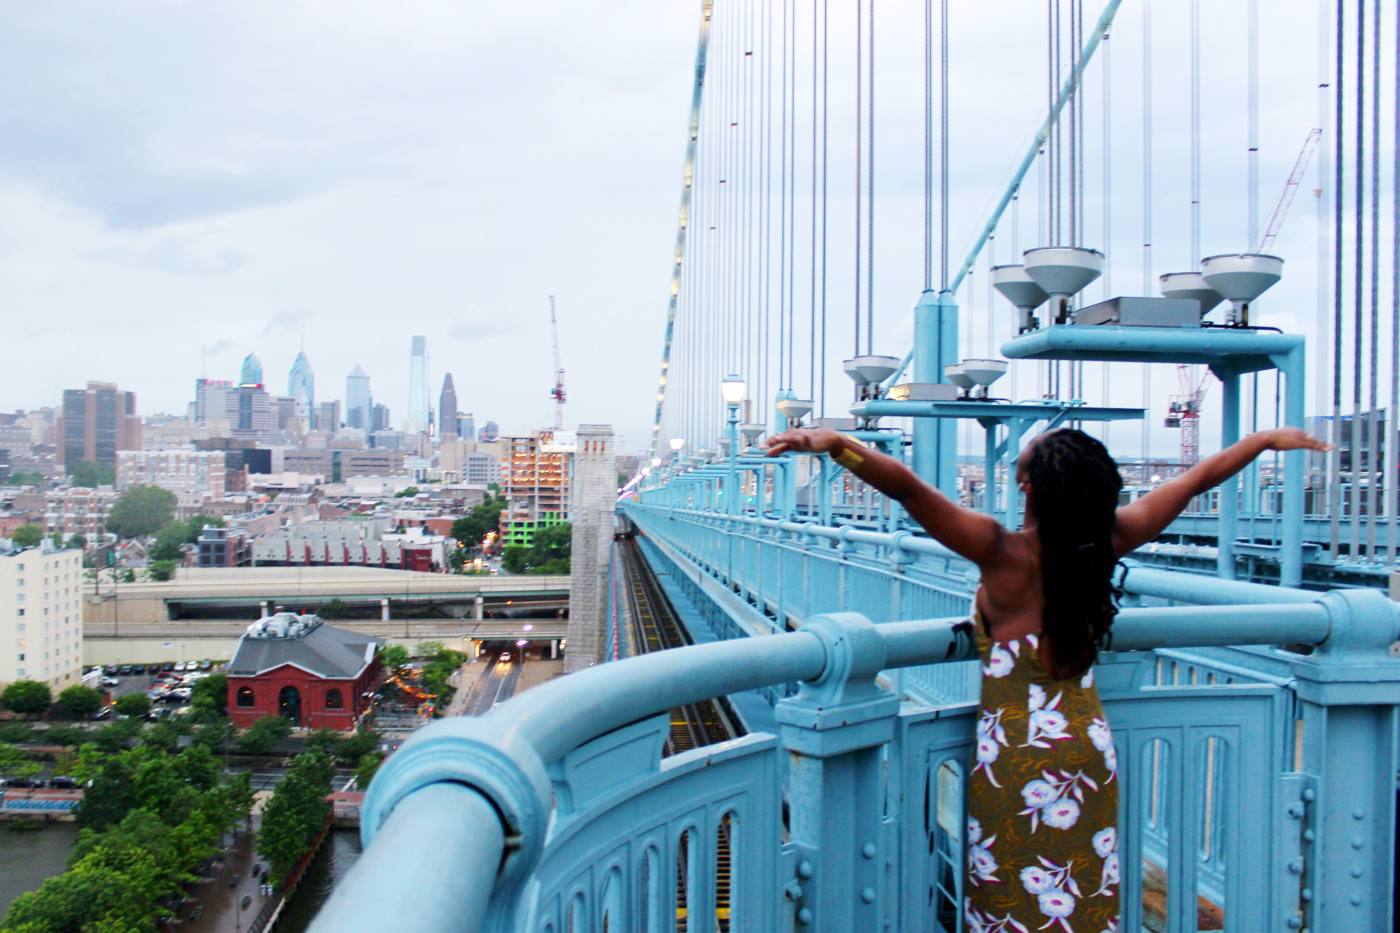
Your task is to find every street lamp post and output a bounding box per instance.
[721,375,747,515]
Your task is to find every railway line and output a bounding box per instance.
[617,534,739,930]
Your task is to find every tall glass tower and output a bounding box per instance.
[346,365,372,431]
[407,336,430,431]
[239,352,264,387]
[288,351,315,423]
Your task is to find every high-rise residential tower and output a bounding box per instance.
[288,351,315,422]
[58,381,142,468]
[346,366,372,431]
[439,374,458,439]
[407,336,429,431]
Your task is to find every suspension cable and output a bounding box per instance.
[820,0,829,408]
[1328,0,1344,555]
[1140,0,1152,464]
[1351,0,1364,557]
[923,0,933,292]
[866,0,875,353]
[939,0,949,290]
[1365,0,1380,557]
[853,0,863,358]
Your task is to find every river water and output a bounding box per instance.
[0,824,78,914]
[275,829,363,932]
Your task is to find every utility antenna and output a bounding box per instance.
[547,296,566,432]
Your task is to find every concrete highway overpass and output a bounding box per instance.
[83,617,569,667]
[85,566,569,627]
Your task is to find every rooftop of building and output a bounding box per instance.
[228,613,376,680]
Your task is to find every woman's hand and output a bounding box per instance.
[764,428,845,457]
[1260,428,1331,453]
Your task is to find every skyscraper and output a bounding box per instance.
[288,351,315,422]
[58,382,141,468]
[239,352,264,387]
[439,374,458,439]
[459,412,476,441]
[346,366,372,430]
[407,336,429,431]
[194,378,235,427]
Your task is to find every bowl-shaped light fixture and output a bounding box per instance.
[721,373,747,405]
[669,436,685,452]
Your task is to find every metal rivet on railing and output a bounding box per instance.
[1301,787,1316,802]
[798,860,814,879]
[1286,916,1303,929]
[860,887,876,904]
[1349,837,1364,850]
[1301,888,1313,902]
[1351,807,1363,819]
[1350,866,1364,878]
[1302,829,1315,842]
[1287,859,1303,875]
[861,843,877,859]
[1350,895,1363,906]
[797,908,814,925]
[1287,804,1304,819]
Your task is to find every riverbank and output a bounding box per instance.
[0,823,77,914]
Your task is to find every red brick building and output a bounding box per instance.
[226,614,381,731]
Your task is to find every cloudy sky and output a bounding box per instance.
[2,2,1392,458]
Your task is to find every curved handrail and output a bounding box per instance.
[307,589,1398,932]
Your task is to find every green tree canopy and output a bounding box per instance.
[450,493,508,552]
[531,522,572,561]
[395,486,420,498]
[2,863,147,931]
[236,714,293,756]
[69,460,115,488]
[0,742,43,781]
[257,747,334,885]
[9,523,44,548]
[379,644,409,671]
[151,514,226,561]
[190,672,228,717]
[354,751,382,789]
[55,685,104,719]
[114,692,151,719]
[106,485,176,539]
[6,470,46,487]
[65,532,86,549]
[148,558,177,581]
[2,679,53,716]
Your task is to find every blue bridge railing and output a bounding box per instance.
[315,561,1400,932]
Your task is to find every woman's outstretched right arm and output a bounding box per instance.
[1112,428,1329,556]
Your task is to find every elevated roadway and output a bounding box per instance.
[84,566,569,627]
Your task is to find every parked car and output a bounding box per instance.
[103,664,118,675]
[161,661,175,672]
[101,676,120,687]
[146,663,161,674]
[3,778,45,789]
[91,706,113,720]
[117,664,132,675]
[49,776,78,789]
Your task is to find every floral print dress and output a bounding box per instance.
[965,620,1120,933]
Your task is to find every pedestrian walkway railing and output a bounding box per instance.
[314,571,1400,932]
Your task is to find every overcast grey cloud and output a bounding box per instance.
[0,2,1391,456]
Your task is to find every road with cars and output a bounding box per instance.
[461,653,524,716]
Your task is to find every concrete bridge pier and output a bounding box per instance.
[380,598,390,621]
[474,596,484,621]
[565,424,616,672]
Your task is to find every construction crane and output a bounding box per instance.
[547,295,566,432]
[1257,127,1322,253]
[1163,129,1320,468]
[1165,364,1210,466]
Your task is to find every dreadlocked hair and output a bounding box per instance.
[1023,428,1123,679]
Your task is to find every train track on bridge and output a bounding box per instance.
[618,536,739,931]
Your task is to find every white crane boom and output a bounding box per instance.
[548,295,566,432]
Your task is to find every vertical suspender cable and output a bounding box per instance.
[940,0,949,291]
[761,0,771,419]
[866,0,875,354]
[1351,0,1365,556]
[923,0,933,293]
[779,0,789,392]
[1364,0,1380,558]
[1190,0,1201,265]
[1389,0,1399,566]
[1247,0,1261,536]
[809,0,819,409]
[1315,0,1331,427]
[1329,0,1344,556]
[743,0,754,403]
[853,0,863,359]
[1101,25,1111,437]
[787,0,797,393]
[1141,0,1152,467]
[820,0,829,408]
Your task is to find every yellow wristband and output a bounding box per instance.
[832,438,866,470]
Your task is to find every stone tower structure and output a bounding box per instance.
[565,424,616,673]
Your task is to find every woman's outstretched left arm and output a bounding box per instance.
[766,428,1006,566]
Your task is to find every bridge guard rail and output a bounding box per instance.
[313,589,1400,933]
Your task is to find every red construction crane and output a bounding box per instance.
[1165,364,1210,466]
[1257,127,1322,254]
[547,295,566,431]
